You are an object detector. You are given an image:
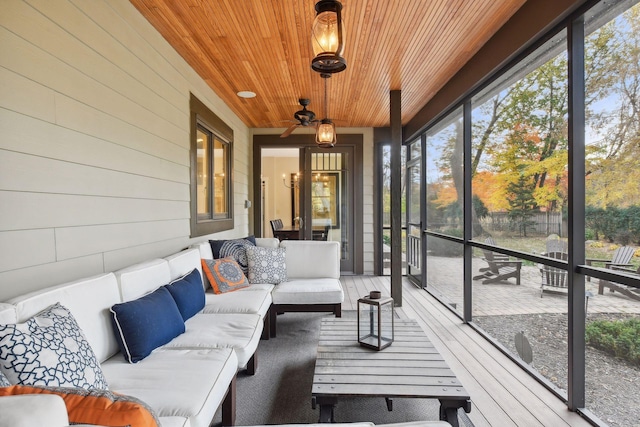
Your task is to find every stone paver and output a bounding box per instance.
[425,256,640,317]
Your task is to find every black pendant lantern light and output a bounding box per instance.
[316,74,336,148]
[311,0,346,74]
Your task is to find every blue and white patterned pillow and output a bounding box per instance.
[246,246,287,284]
[209,236,256,275]
[0,303,108,390]
[0,370,11,387]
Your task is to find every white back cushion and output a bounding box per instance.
[191,241,213,260]
[115,259,171,302]
[256,237,279,248]
[0,303,17,324]
[280,241,340,279]
[7,273,121,363]
[165,248,202,281]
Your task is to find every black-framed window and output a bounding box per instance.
[190,94,233,236]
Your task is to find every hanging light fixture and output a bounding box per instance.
[311,0,346,74]
[316,74,336,148]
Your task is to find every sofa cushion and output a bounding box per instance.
[202,287,273,317]
[115,258,172,302]
[165,248,203,287]
[110,287,185,363]
[7,273,122,364]
[202,257,250,294]
[0,384,160,427]
[164,313,263,369]
[280,241,340,279]
[0,369,11,387]
[101,348,237,427]
[271,278,344,305]
[209,236,256,275]
[0,303,16,324]
[0,303,108,390]
[0,394,70,427]
[165,269,205,321]
[246,246,287,284]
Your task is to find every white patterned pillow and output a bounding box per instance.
[0,370,10,387]
[246,246,287,284]
[0,303,108,390]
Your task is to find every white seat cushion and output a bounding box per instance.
[158,416,191,427]
[101,348,237,427]
[271,278,344,305]
[203,288,272,317]
[164,313,263,368]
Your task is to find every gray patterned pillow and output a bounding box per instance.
[246,246,287,284]
[0,370,11,387]
[0,303,108,390]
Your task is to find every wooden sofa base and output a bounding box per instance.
[269,303,342,338]
[221,375,236,426]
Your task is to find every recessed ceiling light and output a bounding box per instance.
[237,91,256,99]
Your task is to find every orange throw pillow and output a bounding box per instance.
[0,385,159,427]
[201,257,250,294]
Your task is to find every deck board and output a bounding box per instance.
[338,276,593,427]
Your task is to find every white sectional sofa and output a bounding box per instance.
[0,237,345,427]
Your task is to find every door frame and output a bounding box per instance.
[253,134,363,274]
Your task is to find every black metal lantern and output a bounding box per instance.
[357,291,394,350]
[311,0,347,74]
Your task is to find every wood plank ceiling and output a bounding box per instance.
[130,0,526,130]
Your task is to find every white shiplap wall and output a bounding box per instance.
[0,0,252,301]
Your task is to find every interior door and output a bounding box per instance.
[303,147,354,272]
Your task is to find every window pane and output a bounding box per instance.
[584,2,640,425]
[471,32,568,254]
[426,107,463,238]
[196,127,210,218]
[213,137,228,216]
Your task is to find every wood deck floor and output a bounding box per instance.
[339,275,593,427]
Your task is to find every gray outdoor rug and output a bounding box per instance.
[211,312,473,426]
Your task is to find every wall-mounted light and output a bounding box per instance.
[282,173,300,189]
[311,0,346,74]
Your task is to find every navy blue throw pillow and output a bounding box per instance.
[110,287,185,363]
[165,269,205,321]
[209,236,256,275]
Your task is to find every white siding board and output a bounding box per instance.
[67,0,187,110]
[102,236,191,274]
[0,150,189,201]
[55,219,189,261]
[0,66,56,122]
[0,108,188,183]
[2,0,187,133]
[0,254,104,301]
[0,28,187,146]
[53,96,188,166]
[84,0,191,97]
[0,191,188,232]
[0,229,55,272]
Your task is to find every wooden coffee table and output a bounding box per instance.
[311,317,471,427]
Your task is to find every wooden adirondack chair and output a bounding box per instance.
[539,251,569,297]
[474,237,522,285]
[586,245,635,282]
[598,265,640,301]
